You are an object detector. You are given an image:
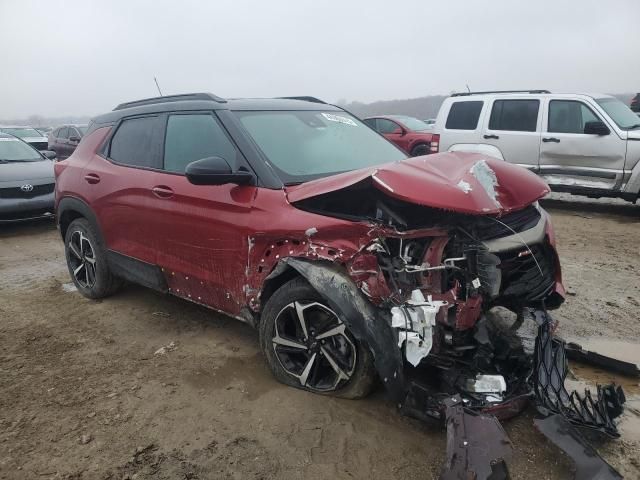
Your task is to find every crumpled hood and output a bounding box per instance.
[286,152,550,215]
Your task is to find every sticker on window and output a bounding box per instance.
[321,113,357,126]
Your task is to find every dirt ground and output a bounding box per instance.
[1,193,639,480]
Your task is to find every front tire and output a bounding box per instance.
[259,277,376,399]
[64,218,122,299]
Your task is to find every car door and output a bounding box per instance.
[148,112,256,316]
[481,98,541,171]
[83,115,164,266]
[377,118,409,152]
[56,127,69,158]
[67,127,81,155]
[538,99,626,190]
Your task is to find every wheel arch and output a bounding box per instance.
[57,196,103,242]
[447,143,505,160]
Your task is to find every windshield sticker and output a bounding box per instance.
[321,113,357,126]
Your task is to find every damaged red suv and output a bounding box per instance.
[55,93,565,416]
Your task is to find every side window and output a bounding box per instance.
[109,116,162,168]
[69,128,80,139]
[489,100,539,132]
[548,100,601,134]
[363,118,377,130]
[58,127,69,139]
[163,114,238,174]
[445,101,483,130]
[376,118,400,134]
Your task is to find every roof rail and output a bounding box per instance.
[277,96,326,104]
[113,92,227,111]
[450,90,551,97]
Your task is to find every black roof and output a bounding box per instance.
[92,93,340,125]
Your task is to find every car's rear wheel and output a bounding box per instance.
[259,277,376,399]
[64,218,122,299]
[410,143,430,157]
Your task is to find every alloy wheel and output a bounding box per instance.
[272,301,357,392]
[68,230,97,289]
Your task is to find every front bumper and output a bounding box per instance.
[0,193,55,222]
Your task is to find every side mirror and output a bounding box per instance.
[584,121,610,135]
[42,150,57,160]
[69,136,81,143]
[392,127,405,136]
[185,156,255,186]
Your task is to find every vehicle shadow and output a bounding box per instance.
[540,197,640,223]
[0,218,57,238]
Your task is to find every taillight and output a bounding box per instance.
[429,134,440,153]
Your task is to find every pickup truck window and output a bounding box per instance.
[489,100,539,132]
[548,100,599,134]
[445,101,483,130]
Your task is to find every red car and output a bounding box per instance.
[364,115,439,156]
[55,93,564,419]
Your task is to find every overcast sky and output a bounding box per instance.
[1,0,639,118]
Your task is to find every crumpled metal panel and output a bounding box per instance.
[439,396,512,480]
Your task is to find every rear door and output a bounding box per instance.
[481,98,541,171]
[84,115,164,264]
[538,99,626,190]
[148,112,255,315]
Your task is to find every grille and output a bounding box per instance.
[475,205,541,240]
[0,183,54,199]
[497,244,556,306]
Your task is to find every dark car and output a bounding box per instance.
[0,126,49,151]
[48,124,88,160]
[631,93,640,113]
[363,115,439,156]
[55,92,565,414]
[0,133,57,222]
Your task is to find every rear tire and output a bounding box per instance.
[410,143,430,157]
[64,218,122,299]
[259,277,376,399]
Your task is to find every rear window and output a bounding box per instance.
[445,101,483,130]
[109,116,162,169]
[489,99,539,132]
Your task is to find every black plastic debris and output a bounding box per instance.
[534,414,623,480]
[566,342,640,378]
[533,317,626,438]
[439,395,512,480]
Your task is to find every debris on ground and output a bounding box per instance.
[154,341,177,356]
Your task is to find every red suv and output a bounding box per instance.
[55,93,564,419]
[364,115,439,156]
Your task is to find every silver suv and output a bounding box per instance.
[434,90,640,202]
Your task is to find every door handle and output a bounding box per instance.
[483,134,499,140]
[84,173,100,184]
[151,185,174,198]
[542,137,560,143]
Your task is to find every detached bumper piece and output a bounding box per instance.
[440,396,512,480]
[533,317,625,438]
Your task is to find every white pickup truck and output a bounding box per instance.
[433,90,640,202]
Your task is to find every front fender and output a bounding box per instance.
[283,257,406,401]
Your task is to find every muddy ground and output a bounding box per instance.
[1,193,639,479]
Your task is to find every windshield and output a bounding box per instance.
[595,98,640,129]
[0,138,43,162]
[389,115,431,131]
[1,127,43,138]
[78,126,88,135]
[234,110,407,183]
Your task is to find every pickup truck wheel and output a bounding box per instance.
[259,277,376,399]
[64,218,122,299]
[410,143,430,157]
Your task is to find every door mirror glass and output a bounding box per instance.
[42,150,57,160]
[185,156,255,186]
[584,121,610,135]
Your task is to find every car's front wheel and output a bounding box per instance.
[259,277,376,399]
[64,218,122,299]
